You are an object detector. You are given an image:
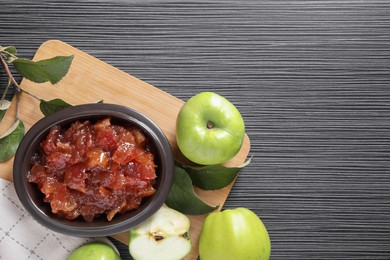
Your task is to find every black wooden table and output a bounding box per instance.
[1,1,389,259]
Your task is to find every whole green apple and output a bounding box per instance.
[67,242,121,260]
[199,207,271,260]
[176,92,245,165]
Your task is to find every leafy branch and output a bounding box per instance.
[0,45,73,162]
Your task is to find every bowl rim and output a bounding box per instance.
[13,103,174,237]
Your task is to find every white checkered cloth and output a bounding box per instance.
[0,178,94,260]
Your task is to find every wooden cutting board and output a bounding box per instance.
[0,40,250,259]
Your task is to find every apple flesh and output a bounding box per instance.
[67,241,121,260]
[176,92,245,165]
[199,208,271,260]
[129,205,191,260]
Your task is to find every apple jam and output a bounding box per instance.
[27,117,157,222]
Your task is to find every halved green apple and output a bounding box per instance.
[129,205,191,260]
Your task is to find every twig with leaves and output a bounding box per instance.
[0,45,73,162]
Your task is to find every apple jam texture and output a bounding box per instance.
[27,118,157,222]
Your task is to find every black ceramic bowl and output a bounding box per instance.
[13,103,174,237]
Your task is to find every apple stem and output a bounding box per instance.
[207,121,214,129]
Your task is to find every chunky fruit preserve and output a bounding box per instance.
[27,117,157,222]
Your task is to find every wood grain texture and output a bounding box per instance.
[1,0,390,259]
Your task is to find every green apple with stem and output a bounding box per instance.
[176,92,245,165]
[199,207,271,260]
[128,205,191,260]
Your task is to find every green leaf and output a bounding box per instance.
[166,166,218,215]
[40,98,72,116]
[0,100,11,122]
[12,55,74,84]
[3,46,17,55]
[183,157,252,190]
[0,119,25,162]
